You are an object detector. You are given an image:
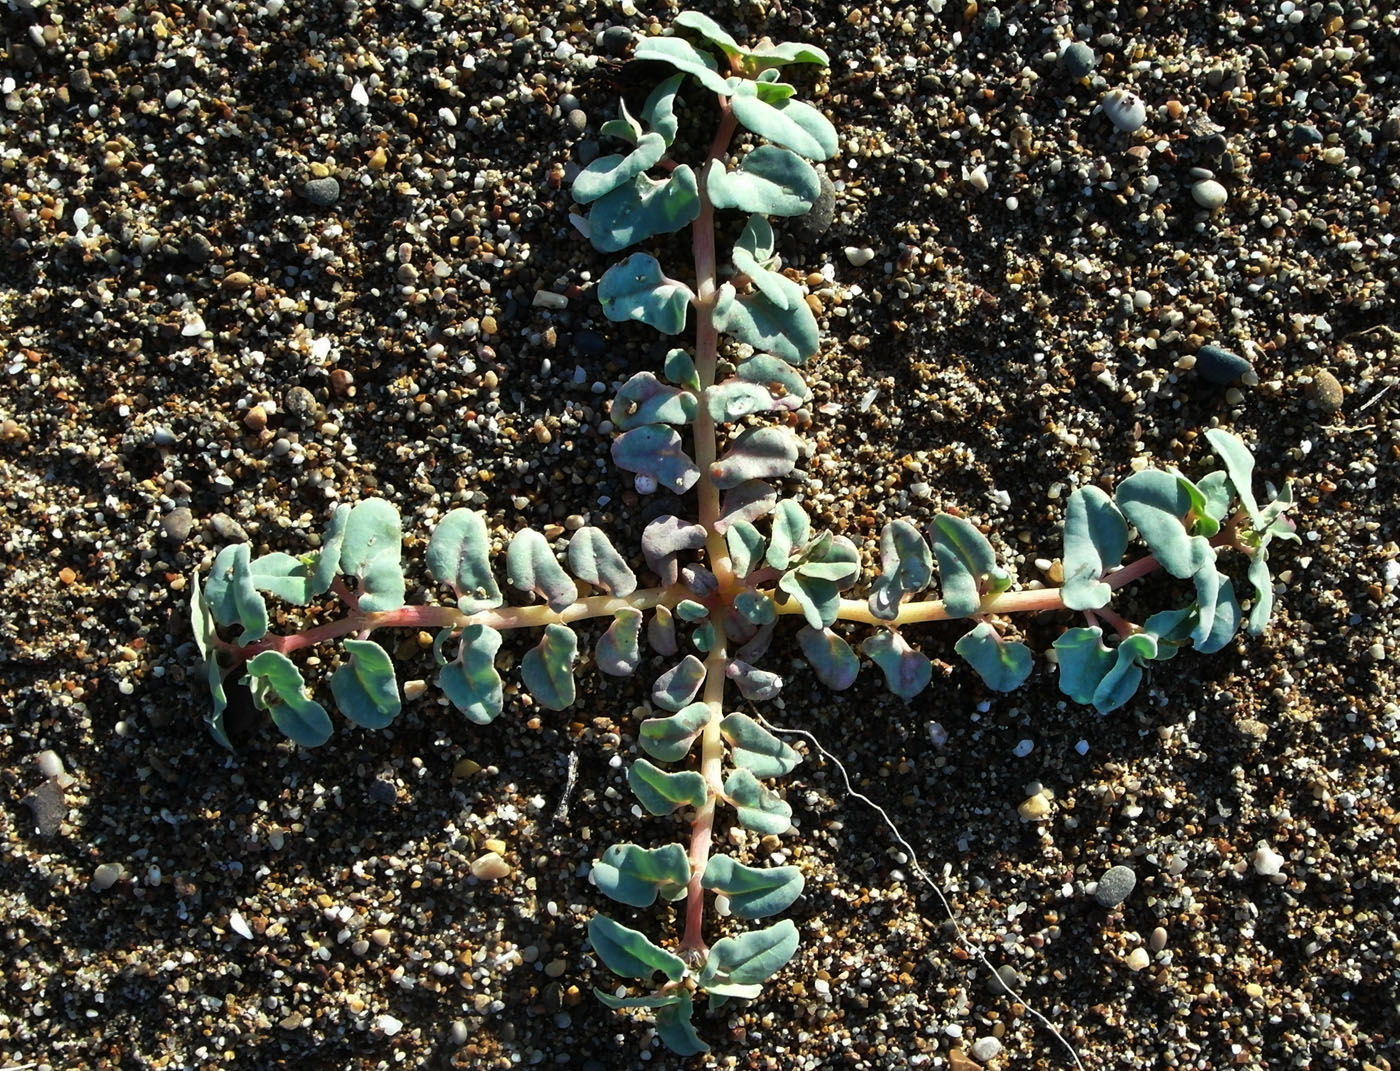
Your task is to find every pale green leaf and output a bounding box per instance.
[329,638,401,729]
[521,623,577,710]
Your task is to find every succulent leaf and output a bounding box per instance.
[244,651,332,747]
[861,630,932,701]
[705,146,820,217]
[521,623,578,710]
[588,167,701,254]
[701,856,804,919]
[438,624,505,725]
[204,544,269,641]
[723,768,792,834]
[572,132,666,204]
[587,914,687,983]
[710,426,799,489]
[639,702,712,762]
[930,514,1008,618]
[568,527,638,596]
[426,508,504,613]
[598,253,693,334]
[593,842,691,907]
[611,371,698,431]
[1115,470,1214,580]
[628,758,709,815]
[1060,486,1129,612]
[652,654,707,711]
[697,918,800,988]
[329,639,401,729]
[596,608,644,677]
[953,622,1033,693]
[507,529,578,612]
[337,499,406,612]
[867,519,933,620]
[720,711,800,775]
[797,626,860,690]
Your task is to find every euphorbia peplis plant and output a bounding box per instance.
[190,13,1297,1056]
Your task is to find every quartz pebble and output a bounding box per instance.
[1102,89,1147,133]
[1124,947,1151,971]
[1192,179,1228,209]
[471,851,512,881]
[35,749,64,778]
[1252,842,1285,876]
[969,1036,1003,1062]
[91,862,125,891]
[1305,368,1344,412]
[1018,792,1051,820]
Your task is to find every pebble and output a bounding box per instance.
[283,385,316,417]
[375,1014,403,1037]
[222,270,253,292]
[371,928,392,947]
[1093,864,1137,907]
[844,246,876,267]
[1251,842,1285,877]
[969,1036,1003,1062]
[161,508,194,543]
[35,749,64,778]
[1194,344,1252,385]
[1061,42,1096,77]
[302,176,341,207]
[91,862,125,891]
[210,513,249,543]
[1304,368,1344,412]
[1102,89,1147,133]
[600,25,634,56]
[1191,178,1228,210]
[1124,947,1151,971]
[792,172,836,241]
[1149,926,1169,953]
[1017,792,1051,820]
[184,233,214,263]
[566,108,587,133]
[23,780,65,836]
[471,851,512,881]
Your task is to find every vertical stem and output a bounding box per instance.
[681,646,729,955]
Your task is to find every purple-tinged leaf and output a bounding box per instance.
[596,608,643,677]
[629,758,708,816]
[426,508,503,613]
[797,626,859,690]
[653,654,706,711]
[612,425,700,496]
[861,631,932,701]
[639,702,711,762]
[721,710,799,772]
[568,526,638,596]
[648,604,678,656]
[715,481,778,534]
[724,660,784,703]
[642,515,707,586]
[710,426,799,490]
[611,371,698,431]
[507,529,577,612]
[954,622,1033,693]
[521,623,578,710]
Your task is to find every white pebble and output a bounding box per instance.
[844,245,876,267]
[1102,89,1147,133]
[1124,947,1151,971]
[1251,841,1285,876]
[91,863,124,891]
[375,1014,403,1037]
[532,290,568,310]
[471,852,512,881]
[229,910,253,940]
[35,750,64,778]
[1192,179,1228,210]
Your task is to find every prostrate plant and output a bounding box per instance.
[189,13,1297,1056]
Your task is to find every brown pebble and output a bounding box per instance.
[329,368,354,395]
[1305,368,1344,413]
[368,147,388,171]
[244,405,267,431]
[222,271,253,292]
[59,567,77,585]
[481,315,498,336]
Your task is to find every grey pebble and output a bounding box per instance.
[1292,123,1323,146]
[1305,368,1344,412]
[969,1036,1003,1063]
[24,780,65,836]
[184,233,214,264]
[283,385,317,418]
[369,779,398,805]
[161,507,194,543]
[302,176,341,207]
[791,172,836,241]
[1094,864,1137,907]
[1061,42,1096,78]
[1195,344,1252,385]
[985,963,1023,996]
[566,108,587,134]
[600,25,634,56]
[1192,179,1228,210]
[557,93,579,113]
[210,513,249,543]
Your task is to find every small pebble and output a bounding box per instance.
[284,385,317,416]
[1251,842,1285,877]
[1124,947,1151,971]
[302,176,341,207]
[969,1036,1003,1063]
[1150,926,1168,953]
[1305,368,1344,412]
[1061,42,1096,77]
[23,780,65,836]
[1191,179,1228,210]
[566,108,587,133]
[375,1014,403,1037]
[91,862,125,891]
[35,749,65,778]
[1195,344,1252,385]
[1102,89,1147,133]
[1017,792,1051,820]
[371,928,392,947]
[844,246,876,267]
[792,172,836,241]
[1094,865,1137,908]
[471,851,512,881]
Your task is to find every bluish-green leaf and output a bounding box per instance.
[931,513,1008,618]
[766,499,811,569]
[778,569,841,629]
[1178,474,1221,537]
[244,651,332,747]
[204,544,269,641]
[737,213,776,262]
[675,598,709,623]
[633,35,733,95]
[426,508,503,613]
[702,856,804,920]
[662,347,699,390]
[337,499,405,612]
[1203,428,1260,522]
[705,379,790,423]
[572,132,666,204]
[611,371,697,431]
[710,426,799,489]
[439,624,503,724]
[588,166,701,254]
[593,988,685,1011]
[725,660,783,701]
[1061,486,1129,612]
[310,504,350,596]
[598,253,693,335]
[653,654,706,711]
[1247,551,1274,635]
[724,768,792,834]
[191,577,230,747]
[506,529,577,612]
[692,621,719,653]
[1115,470,1214,580]
[697,918,799,988]
[728,81,838,160]
[725,521,767,578]
[862,630,932,701]
[599,99,642,145]
[613,425,701,496]
[735,590,777,626]
[1092,633,1158,713]
[597,608,643,677]
[674,11,828,70]
[868,519,933,620]
[797,626,859,690]
[713,280,820,365]
[1142,606,1196,661]
[721,712,800,776]
[629,758,709,816]
[641,515,706,586]
[1053,626,1115,706]
[648,604,678,656]
[567,527,637,596]
[705,146,820,217]
[521,623,577,710]
[1197,470,1232,527]
[655,991,708,1057]
[954,622,1033,693]
[249,552,315,605]
[329,639,401,729]
[737,353,811,402]
[1190,554,1223,643]
[593,842,691,908]
[641,73,685,145]
[1194,576,1241,654]
[640,702,712,762]
[587,914,686,983]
